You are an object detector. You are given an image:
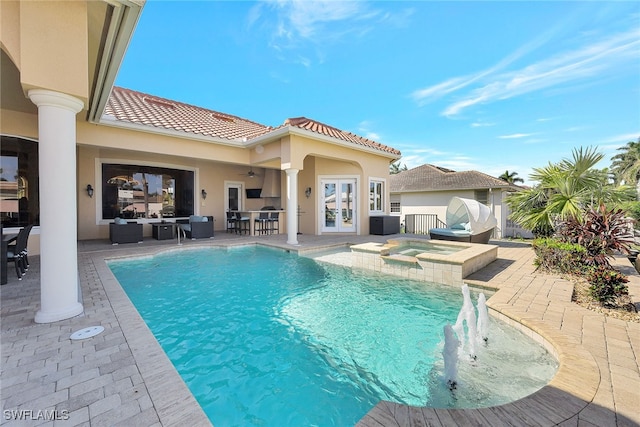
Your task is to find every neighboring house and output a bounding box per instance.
[390,164,532,239]
[0,1,401,323]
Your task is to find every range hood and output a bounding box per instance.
[260,169,281,198]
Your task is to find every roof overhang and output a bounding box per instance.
[87,0,144,123]
[97,117,402,161]
[247,125,401,161]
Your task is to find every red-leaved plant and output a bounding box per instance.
[555,204,634,268]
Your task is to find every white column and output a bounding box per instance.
[29,89,84,323]
[285,168,299,245]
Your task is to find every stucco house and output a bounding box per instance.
[389,164,531,239]
[0,1,401,323]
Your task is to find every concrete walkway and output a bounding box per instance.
[2,236,639,426]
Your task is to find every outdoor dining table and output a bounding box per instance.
[1,229,19,285]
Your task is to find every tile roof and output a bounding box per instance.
[390,164,520,192]
[280,117,401,156]
[104,87,271,141]
[104,87,401,156]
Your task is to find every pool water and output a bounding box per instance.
[108,246,557,427]
[395,242,463,256]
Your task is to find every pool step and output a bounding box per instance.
[381,254,419,264]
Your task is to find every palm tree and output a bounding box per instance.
[390,160,408,175]
[498,170,524,184]
[610,138,640,198]
[506,147,635,236]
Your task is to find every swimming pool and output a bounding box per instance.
[108,245,557,426]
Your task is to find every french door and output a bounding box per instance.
[321,179,356,232]
[224,182,243,212]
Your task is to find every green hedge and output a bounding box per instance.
[532,238,588,275]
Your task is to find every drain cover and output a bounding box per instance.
[70,326,104,340]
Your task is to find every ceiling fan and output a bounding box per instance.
[239,167,261,178]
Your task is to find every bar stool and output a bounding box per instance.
[255,212,269,235]
[226,211,237,233]
[268,211,280,234]
[234,211,249,234]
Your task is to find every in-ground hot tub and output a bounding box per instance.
[351,238,497,286]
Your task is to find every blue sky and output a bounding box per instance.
[116,1,640,185]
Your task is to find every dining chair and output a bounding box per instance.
[7,224,33,280]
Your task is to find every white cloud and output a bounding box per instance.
[412,26,640,117]
[599,132,639,144]
[271,0,368,39]
[499,133,534,139]
[357,120,381,141]
[257,1,413,65]
[471,122,495,128]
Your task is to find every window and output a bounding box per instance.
[102,164,194,220]
[390,194,400,213]
[475,190,489,205]
[1,136,39,227]
[369,179,384,213]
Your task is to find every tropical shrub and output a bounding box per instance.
[586,266,629,305]
[506,147,635,237]
[532,238,588,274]
[555,204,634,267]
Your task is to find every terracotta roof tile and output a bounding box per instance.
[279,117,401,156]
[105,87,271,141]
[104,88,401,156]
[390,164,520,192]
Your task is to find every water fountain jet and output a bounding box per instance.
[476,293,489,345]
[442,324,459,390]
[452,284,477,359]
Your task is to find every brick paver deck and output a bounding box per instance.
[2,236,639,426]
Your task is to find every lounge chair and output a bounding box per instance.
[177,215,214,239]
[429,197,497,244]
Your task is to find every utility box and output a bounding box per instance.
[369,215,400,235]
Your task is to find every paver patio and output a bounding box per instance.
[1,235,639,426]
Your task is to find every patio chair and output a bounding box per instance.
[177,215,214,239]
[6,224,33,280]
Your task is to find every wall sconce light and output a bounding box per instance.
[86,184,94,198]
[201,189,207,199]
[305,187,312,198]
